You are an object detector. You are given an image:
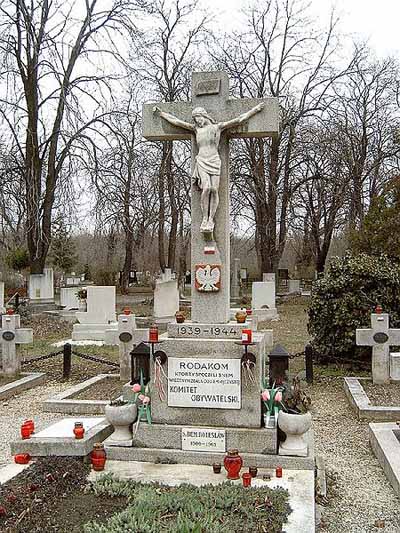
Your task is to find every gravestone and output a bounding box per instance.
[252,281,278,320]
[263,273,275,282]
[288,280,301,293]
[356,312,400,384]
[0,281,5,314]
[153,274,180,319]
[72,286,117,341]
[113,70,279,464]
[0,314,33,376]
[60,288,80,310]
[231,258,240,299]
[29,267,54,303]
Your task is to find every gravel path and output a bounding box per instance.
[0,381,69,468]
[312,377,400,532]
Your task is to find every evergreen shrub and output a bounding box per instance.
[308,253,400,363]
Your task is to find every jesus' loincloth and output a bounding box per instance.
[192,154,221,188]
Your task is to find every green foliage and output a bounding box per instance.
[6,247,30,271]
[84,475,291,533]
[50,221,77,272]
[308,253,400,362]
[351,178,400,261]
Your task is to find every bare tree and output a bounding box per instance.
[0,0,143,273]
[215,0,356,275]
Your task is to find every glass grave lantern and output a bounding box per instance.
[130,342,151,385]
[268,344,289,386]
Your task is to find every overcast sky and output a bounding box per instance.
[202,0,400,58]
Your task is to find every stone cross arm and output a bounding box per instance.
[143,97,279,141]
[356,314,400,346]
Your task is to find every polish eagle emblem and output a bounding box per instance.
[195,264,221,292]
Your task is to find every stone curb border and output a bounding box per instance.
[0,372,46,401]
[43,374,119,415]
[0,463,30,485]
[369,422,400,497]
[344,377,400,421]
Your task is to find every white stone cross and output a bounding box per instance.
[143,71,279,324]
[105,313,149,382]
[356,313,400,384]
[0,314,33,377]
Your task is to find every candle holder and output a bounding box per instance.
[242,472,252,487]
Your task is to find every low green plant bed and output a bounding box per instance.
[84,475,291,533]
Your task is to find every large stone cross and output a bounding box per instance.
[143,71,279,324]
[0,314,33,377]
[356,313,400,384]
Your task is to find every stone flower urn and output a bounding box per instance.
[277,410,312,457]
[105,401,137,442]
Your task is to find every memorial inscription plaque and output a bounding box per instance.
[181,427,226,452]
[168,357,241,409]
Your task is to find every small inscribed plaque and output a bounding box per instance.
[168,357,241,409]
[195,79,221,96]
[181,427,226,452]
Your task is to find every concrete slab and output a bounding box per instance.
[42,374,119,414]
[0,463,30,484]
[369,422,400,497]
[344,377,400,421]
[0,372,46,400]
[88,461,315,533]
[10,417,112,457]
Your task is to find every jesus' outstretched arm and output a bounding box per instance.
[219,102,265,131]
[153,106,195,132]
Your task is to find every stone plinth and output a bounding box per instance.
[288,280,301,293]
[73,323,117,342]
[60,288,80,310]
[153,279,179,319]
[29,268,54,303]
[124,331,271,429]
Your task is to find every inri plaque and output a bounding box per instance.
[168,357,241,409]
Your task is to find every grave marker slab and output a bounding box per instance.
[28,267,54,303]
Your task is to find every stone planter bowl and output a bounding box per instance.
[105,402,137,442]
[278,410,312,457]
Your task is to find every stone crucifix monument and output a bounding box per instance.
[143,71,279,323]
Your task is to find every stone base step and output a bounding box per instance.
[130,423,277,455]
[104,445,315,470]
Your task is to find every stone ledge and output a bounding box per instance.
[369,422,400,497]
[131,423,277,455]
[42,374,118,415]
[104,445,315,470]
[344,377,400,421]
[10,418,112,457]
[167,321,264,340]
[0,372,46,400]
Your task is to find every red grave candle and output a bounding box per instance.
[73,422,85,439]
[241,329,252,344]
[24,420,34,434]
[276,465,283,478]
[20,424,31,440]
[14,453,31,465]
[149,326,159,343]
[242,472,252,487]
[375,304,383,314]
[223,449,243,480]
[91,443,107,471]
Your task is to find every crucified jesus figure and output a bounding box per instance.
[153,102,265,234]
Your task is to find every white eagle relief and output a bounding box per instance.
[195,265,220,292]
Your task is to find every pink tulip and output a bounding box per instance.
[274,391,282,403]
[132,384,141,393]
[261,390,270,401]
[142,396,151,405]
[138,394,145,401]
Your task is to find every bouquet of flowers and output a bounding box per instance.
[261,380,284,428]
[131,370,152,433]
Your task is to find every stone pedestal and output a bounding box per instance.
[29,268,54,303]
